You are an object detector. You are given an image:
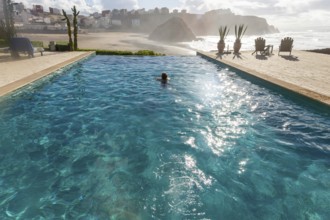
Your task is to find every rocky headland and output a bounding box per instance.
[149,17,196,42]
[140,9,279,37]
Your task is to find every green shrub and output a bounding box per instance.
[56,41,70,46]
[56,44,70,51]
[135,50,158,55]
[78,49,165,56]
[0,39,8,47]
[96,50,134,55]
[31,41,44,47]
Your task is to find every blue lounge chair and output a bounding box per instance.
[9,37,44,58]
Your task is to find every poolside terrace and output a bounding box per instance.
[197,50,330,107]
[0,51,94,97]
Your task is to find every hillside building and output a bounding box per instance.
[0,0,4,20]
[32,5,43,14]
[49,7,61,15]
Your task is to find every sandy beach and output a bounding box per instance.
[20,32,196,56]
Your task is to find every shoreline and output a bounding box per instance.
[306,48,330,55]
[16,32,330,56]
[20,32,196,56]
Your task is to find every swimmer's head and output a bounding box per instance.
[161,73,168,80]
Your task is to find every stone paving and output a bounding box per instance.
[0,51,94,96]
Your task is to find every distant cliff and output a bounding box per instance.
[149,17,196,42]
[180,13,279,36]
[140,10,279,36]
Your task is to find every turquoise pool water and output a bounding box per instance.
[0,55,329,219]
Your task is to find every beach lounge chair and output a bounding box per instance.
[278,37,293,55]
[252,37,273,56]
[9,37,44,58]
[252,37,266,55]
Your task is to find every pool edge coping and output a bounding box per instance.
[197,51,330,107]
[0,51,95,97]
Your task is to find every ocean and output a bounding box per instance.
[188,29,330,52]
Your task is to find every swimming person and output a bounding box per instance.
[157,72,169,83]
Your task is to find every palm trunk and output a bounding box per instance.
[62,10,73,51]
[2,0,16,44]
[71,6,80,51]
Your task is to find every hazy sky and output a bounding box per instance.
[20,0,330,31]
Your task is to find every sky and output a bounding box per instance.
[19,0,330,31]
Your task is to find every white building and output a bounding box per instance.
[49,7,61,15]
[160,7,169,14]
[92,12,101,19]
[111,19,122,26]
[136,8,146,15]
[12,2,25,13]
[44,17,51,24]
[20,10,32,24]
[98,16,110,28]
[81,16,95,28]
[131,18,140,27]
[147,9,154,14]
[0,0,4,20]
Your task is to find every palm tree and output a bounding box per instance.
[72,6,80,51]
[62,9,73,51]
[217,26,230,54]
[233,24,247,54]
[1,0,16,45]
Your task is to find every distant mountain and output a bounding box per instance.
[149,17,196,42]
[140,10,278,38]
[179,11,279,35]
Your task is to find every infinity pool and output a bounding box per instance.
[0,55,329,219]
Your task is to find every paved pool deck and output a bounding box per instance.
[197,50,330,107]
[0,51,94,97]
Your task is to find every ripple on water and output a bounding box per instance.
[0,55,329,219]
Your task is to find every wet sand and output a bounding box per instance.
[20,32,196,56]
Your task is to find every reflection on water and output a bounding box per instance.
[0,56,329,219]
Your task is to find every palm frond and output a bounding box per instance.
[218,26,230,41]
[235,24,248,40]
